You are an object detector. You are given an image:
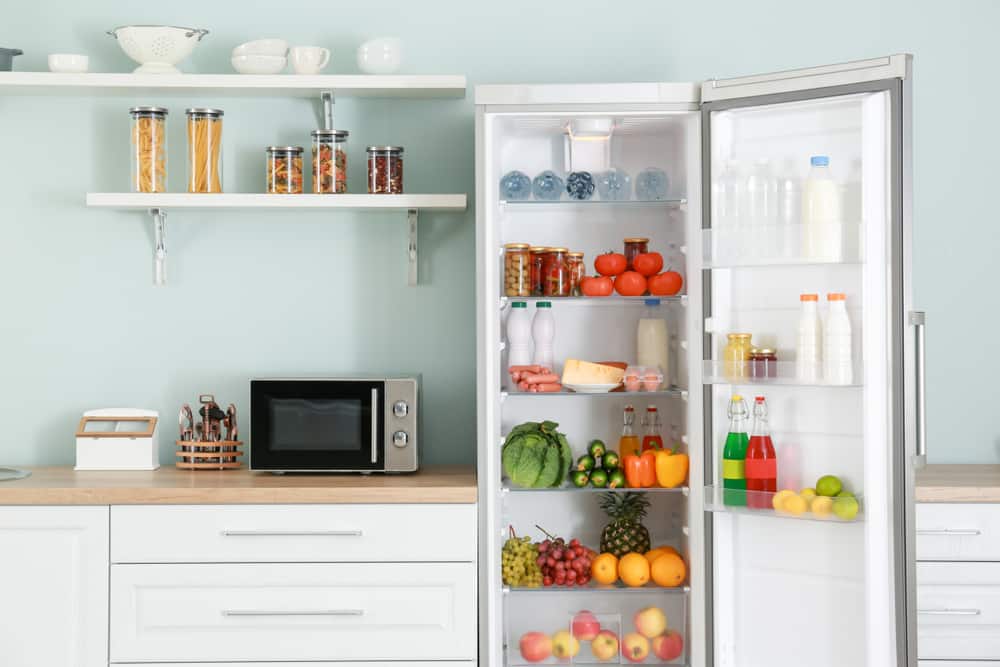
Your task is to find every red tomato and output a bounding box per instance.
[581,275,613,297]
[613,271,647,297]
[649,270,683,296]
[633,252,664,277]
[594,252,627,277]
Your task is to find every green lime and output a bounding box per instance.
[589,468,609,488]
[833,495,860,520]
[607,469,626,488]
[588,439,607,458]
[816,475,843,497]
[576,454,595,472]
[570,470,590,488]
[602,451,620,469]
[836,490,855,498]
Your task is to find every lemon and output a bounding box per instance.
[799,487,817,501]
[784,494,808,516]
[810,496,834,517]
[833,496,860,520]
[816,475,843,497]
[772,489,796,511]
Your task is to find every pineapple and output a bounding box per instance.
[599,492,651,557]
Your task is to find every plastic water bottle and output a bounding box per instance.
[802,155,842,261]
[796,293,822,383]
[823,293,853,385]
[506,301,533,387]
[777,169,800,259]
[531,301,555,370]
[745,160,778,257]
[712,161,743,263]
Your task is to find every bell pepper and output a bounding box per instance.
[655,450,690,488]
[623,454,644,488]
[640,450,658,487]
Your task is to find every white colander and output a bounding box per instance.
[108,25,209,74]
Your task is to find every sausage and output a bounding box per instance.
[508,364,545,374]
[533,383,563,393]
[518,380,530,391]
[524,373,560,385]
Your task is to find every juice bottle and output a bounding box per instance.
[722,395,749,506]
[640,406,663,452]
[618,405,640,457]
[745,396,777,509]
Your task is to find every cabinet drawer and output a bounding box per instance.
[919,662,1000,666]
[917,503,1000,561]
[110,562,476,662]
[918,562,1000,660]
[115,664,476,667]
[111,504,475,563]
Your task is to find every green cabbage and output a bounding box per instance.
[502,420,573,488]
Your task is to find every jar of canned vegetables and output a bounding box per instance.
[186,108,224,193]
[266,146,304,194]
[367,145,404,194]
[311,129,348,193]
[129,106,168,193]
[529,246,548,296]
[543,247,571,297]
[566,251,585,295]
[624,237,649,271]
[504,243,531,297]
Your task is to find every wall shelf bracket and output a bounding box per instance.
[408,208,418,286]
[150,207,167,286]
[320,90,335,130]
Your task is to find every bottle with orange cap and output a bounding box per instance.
[796,293,822,382]
[823,292,853,384]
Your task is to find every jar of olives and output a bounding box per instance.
[504,243,531,297]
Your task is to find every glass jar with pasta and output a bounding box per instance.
[266,146,304,194]
[311,129,348,193]
[185,108,224,193]
[129,106,168,193]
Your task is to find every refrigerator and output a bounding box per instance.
[476,54,920,667]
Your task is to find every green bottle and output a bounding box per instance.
[723,395,750,506]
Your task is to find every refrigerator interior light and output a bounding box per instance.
[564,118,615,173]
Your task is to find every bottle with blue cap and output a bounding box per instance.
[637,298,669,389]
[802,154,843,261]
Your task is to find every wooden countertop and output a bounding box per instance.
[917,464,1000,503]
[0,465,477,505]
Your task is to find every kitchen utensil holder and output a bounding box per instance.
[175,439,243,470]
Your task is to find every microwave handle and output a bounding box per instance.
[371,387,378,464]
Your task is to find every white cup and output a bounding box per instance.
[289,46,330,75]
[48,54,89,73]
[357,37,401,74]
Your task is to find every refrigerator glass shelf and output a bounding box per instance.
[702,222,864,268]
[504,583,690,595]
[502,483,689,495]
[502,387,686,399]
[704,485,864,523]
[702,361,862,387]
[500,198,686,210]
[501,295,686,307]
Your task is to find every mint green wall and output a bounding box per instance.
[0,0,989,465]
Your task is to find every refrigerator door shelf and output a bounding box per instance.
[704,485,864,523]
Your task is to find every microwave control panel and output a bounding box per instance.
[384,378,418,472]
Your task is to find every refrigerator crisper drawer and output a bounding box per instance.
[916,504,1000,561]
[917,562,1000,660]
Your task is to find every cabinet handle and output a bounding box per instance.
[917,608,981,616]
[916,529,981,536]
[220,530,363,537]
[371,387,379,464]
[910,311,927,469]
[223,609,365,617]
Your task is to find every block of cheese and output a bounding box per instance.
[561,359,626,386]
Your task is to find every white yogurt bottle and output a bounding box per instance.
[823,292,853,385]
[506,301,533,387]
[802,155,842,262]
[531,301,555,371]
[637,298,669,388]
[796,293,822,382]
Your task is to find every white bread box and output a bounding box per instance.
[75,408,159,470]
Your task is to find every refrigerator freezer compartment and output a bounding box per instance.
[704,485,863,523]
[701,360,862,387]
[504,593,687,665]
[501,198,687,211]
[702,222,863,268]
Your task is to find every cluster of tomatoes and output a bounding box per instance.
[580,251,684,297]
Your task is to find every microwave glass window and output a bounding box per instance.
[269,398,363,452]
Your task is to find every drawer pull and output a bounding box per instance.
[917,608,981,616]
[916,529,982,536]
[223,609,365,617]
[221,530,363,537]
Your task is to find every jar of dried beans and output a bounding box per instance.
[185,108,224,193]
[311,129,348,194]
[566,251,585,295]
[504,243,531,297]
[529,246,548,296]
[130,106,168,193]
[266,146,304,194]
[367,145,403,194]
[543,247,571,297]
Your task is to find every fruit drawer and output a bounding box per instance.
[504,590,687,665]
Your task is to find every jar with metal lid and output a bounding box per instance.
[566,252,585,296]
[504,243,531,297]
[624,237,650,271]
[543,247,571,297]
[311,129,349,193]
[723,333,754,380]
[130,106,168,193]
[185,108,224,193]
[750,348,778,378]
[367,145,403,194]
[529,246,548,296]
[266,146,304,194]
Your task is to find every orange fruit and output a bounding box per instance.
[643,546,678,566]
[591,552,619,585]
[618,552,651,587]
[650,552,686,587]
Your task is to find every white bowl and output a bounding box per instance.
[231,54,286,75]
[232,38,288,58]
[48,53,89,73]
[108,25,209,74]
[357,37,401,75]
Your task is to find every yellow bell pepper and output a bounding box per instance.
[654,450,690,488]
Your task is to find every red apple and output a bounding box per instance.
[622,632,650,663]
[592,630,619,661]
[634,606,667,638]
[519,631,552,663]
[652,630,684,661]
[571,610,601,641]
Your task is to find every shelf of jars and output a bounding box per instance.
[701,361,862,387]
[704,486,864,523]
[702,222,863,268]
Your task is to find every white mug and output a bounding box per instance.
[289,46,330,75]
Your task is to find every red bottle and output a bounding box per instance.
[745,396,777,509]
[640,406,663,452]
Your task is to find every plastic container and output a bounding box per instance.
[624,365,664,393]
[129,106,168,193]
[796,293,822,382]
[311,129,348,193]
[506,301,533,388]
[542,248,570,297]
[367,145,403,194]
[266,146,304,194]
[624,237,649,271]
[723,333,753,380]
[531,301,554,370]
[802,155,842,261]
[566,252,585,296]
[503,243,531,297]
[529,247,548,296]
[823,292,853,384]
[185,108,223,193]
[637,298,669,387]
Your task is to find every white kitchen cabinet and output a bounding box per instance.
[917,503,1000,561]
[0,506,108,667]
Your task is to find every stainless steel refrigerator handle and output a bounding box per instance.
[916,608,980,616]
[220,530,363,537]
[915,529,981,537]
[223,609,364,617]
[371,388,379,464]
[910,311,927,468]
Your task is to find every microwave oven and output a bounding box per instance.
[249,377,418,473]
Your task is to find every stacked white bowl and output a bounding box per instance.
[231,39,288,74]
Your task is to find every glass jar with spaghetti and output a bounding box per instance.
[129,106,168,193]
[185,108,224,193]
[266,146,304,194]
[543,247,571,297]
[566,251,585,295]
[529,246,548,296]
[367,145,403,194]
[311,129,349,193]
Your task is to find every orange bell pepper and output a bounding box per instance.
[655,450,690,488]
[623,454,644,488]
[640,450,658,487]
